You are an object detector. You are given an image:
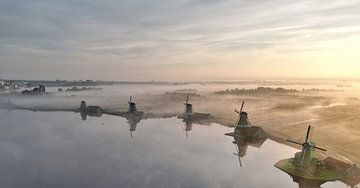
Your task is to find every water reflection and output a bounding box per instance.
[126,115,141,138]
[0,110,350,188]
[288,175,360,188]
[232,135,267,167]
[183,120,193,138]
[79,108,141,137]
[79,110,103,121]
[78,97,144,137]
[226,126,267,167]
[290,176,324,188]
[180,120,213,138]
[78,100,103,121]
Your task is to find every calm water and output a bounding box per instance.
[0,110,347,188]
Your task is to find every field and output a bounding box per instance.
[133,88,360,164]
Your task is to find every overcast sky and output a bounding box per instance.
[1,0,360,81]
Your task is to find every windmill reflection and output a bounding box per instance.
[290,176,324,188]
[78,98,143,137]
[182,120,193,138]
[126,115,140,138]
[228,127,267,167]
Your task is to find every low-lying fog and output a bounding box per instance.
[1,79,360,164]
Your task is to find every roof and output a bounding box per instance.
[323,157,352,172]
[86,106,103,113]
[236,126,264,136]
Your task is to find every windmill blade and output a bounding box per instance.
[233,143,242,167]
[305,125,311,143]
[234,142,239,153]
[238,154,242,167]
[239,156,242,167]
[313,146,327,152]
[233,152,242,167]
[186,96,189,104]
[286,139,303,146]
[234,109,240,114]
[240,101,245,113]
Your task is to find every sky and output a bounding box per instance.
[0,0,360,81]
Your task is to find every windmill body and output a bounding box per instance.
[234,101,252,128]
[227,101,267,139]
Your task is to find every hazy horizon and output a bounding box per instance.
[1,0,360,81]
[2,77,360,83]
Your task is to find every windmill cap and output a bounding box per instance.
[237,111,251,126]
[240,111,248,116]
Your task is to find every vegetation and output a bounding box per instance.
[214,87,298,95]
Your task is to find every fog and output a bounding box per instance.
[1,79,360,165]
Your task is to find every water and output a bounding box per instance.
[0,110,348,188]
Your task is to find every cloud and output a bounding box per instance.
[0,0,360,80]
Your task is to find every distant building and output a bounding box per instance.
[21,85,46,95]
[0,81,18,91]
[79,101,103,121]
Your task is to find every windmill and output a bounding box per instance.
[234,101,251,127]
[275,126,360,185]
[183,96,193,115]
[128,96,137,113]
[286,125,326,166]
